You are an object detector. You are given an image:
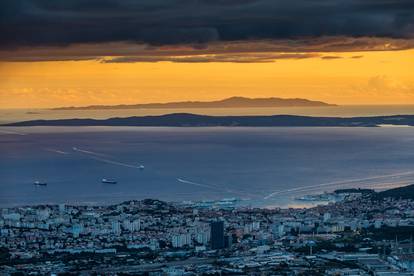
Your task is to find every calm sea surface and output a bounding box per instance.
[1,126,414,208]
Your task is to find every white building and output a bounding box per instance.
[112,221,121,235]
[172,233,192,248]
[71,224,84,238]
[122,219,141,232]
[323,212,331,223]
[196,230,210,245]
[37,209,50,220]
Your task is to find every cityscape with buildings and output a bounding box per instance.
[2,0,414,275]
[2,190,414,275]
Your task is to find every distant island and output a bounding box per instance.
[52,96,335,110]
[4,113,414,127]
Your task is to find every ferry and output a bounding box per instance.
[101,178,117,184]
[295,192,337,202]
[34,181,47,186]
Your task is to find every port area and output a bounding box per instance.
[294,188,375,204]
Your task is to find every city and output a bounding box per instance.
[2,0,414,275]
[2,189,414,275]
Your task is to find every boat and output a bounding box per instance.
[139,165,145,170]
[34,181,47,186]
[295,192,337,202]
[101,178,117,184]
[295,195,316,201]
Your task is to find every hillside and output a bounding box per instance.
[3,113,414,127]
[374,184,414,200]
[52,96,335,110]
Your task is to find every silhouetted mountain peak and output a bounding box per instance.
[52,97,336,110]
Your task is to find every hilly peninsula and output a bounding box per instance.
[52,96,335,110]
[4,114,414,127]
[374,184,414,200]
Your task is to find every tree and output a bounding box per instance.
[0,247,11,263]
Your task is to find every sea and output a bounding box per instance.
[1,105,414,208]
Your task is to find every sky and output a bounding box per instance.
[1,0,414,108]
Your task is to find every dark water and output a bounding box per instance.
[1,126,414,208]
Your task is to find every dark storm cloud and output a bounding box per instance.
[321,56,343,60]
[102,53,319,63]
[1,0,414,49]
[1,37,413,62]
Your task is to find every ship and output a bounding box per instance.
[101,178,117,184]
[139,165,145,170]
[34,181,47,186]
[295,192,337,202]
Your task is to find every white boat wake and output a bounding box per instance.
[72,147,144,169]
[72,147,108,157]
[176,178,257,198]
[0,129,26,136]
[177,178,222,190]
[264,170,414,200]
[45,148,69,155]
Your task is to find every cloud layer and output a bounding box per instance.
[1,0,414,62]
[102,53,320,63]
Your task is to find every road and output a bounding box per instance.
[78,257,216,274]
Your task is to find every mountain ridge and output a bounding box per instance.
[4,113,414,127]
[52,96,335,110]
[374,184,414,200]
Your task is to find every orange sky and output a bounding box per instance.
[1,49,413,108]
